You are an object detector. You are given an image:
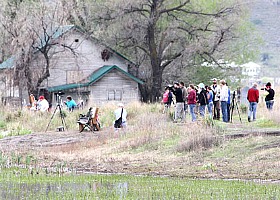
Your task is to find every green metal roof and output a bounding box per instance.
[47,65,143,92]
[87,65,143,85]
[47,83,87,93]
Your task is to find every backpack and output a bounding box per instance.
[162,92,169,103]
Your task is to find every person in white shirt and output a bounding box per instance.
[114,103,127,129]
[219,80,229,122]
[37,96,49,112]
[211,78,221,120]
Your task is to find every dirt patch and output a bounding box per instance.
[0,130,101,152]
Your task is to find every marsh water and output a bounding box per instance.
[0,173,279,199]
[0,181,128,199]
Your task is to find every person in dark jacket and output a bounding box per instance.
[197,83,208,117]
[247,83,259,122]
[264,82,275,111]
[173,82,185,122]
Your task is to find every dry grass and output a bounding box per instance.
[176,132,221,153]
[1,95,280,179]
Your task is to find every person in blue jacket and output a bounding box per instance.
[65,96,77,112]
[226,83,231,122]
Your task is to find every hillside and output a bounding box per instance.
[250,0,280,77]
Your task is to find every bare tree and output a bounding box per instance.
[0,0,78,99]
[92,0,250,102]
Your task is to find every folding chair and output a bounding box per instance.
[77,115,94,133]
[77,107,101,133]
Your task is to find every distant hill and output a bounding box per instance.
[250,0,280,78]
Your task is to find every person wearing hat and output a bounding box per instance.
[37,96,49,112]
[219,80,229,122]
[197,83,208,117]
[211,78,221,120]
[264,82,275,110]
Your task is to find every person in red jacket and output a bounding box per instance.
[188,84,197,122]
[247,83,259,122]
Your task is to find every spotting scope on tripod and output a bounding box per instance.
[45,92,67,132]
[230,91,242,123]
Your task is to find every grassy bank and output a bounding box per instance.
[1,91,280,180]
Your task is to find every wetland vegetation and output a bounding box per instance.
[0,98,280,199]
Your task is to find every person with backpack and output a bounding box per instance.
[114,103,127,130]
[197,83,208,117]
[162,86,173,113]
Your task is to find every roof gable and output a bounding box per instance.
[47,65,143,92]
[87,65,143,85]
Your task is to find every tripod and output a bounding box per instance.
[45,96,67,132]
[230,91,242,123]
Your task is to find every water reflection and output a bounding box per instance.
[0,181,128,199]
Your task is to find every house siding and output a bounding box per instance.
[41,30,130,88]
[89,69,140,105]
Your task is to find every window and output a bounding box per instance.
[66,71,83,84]
[108,90,122,101]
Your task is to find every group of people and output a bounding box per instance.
[247,81,275,122]
[162,79,276,123]
[162,79,230,123]
[29,95,78,112]
[30,95,50,112]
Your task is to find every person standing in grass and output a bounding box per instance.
[206,86,213,118]
[188,84,197,122]
[211,78,221,120]
[180,82,189,115]
[219,80,229,122]
[162,86,173,114]
[114,103,127,129]
[247,83,259,122]
[197,83,208,117]
[264,82,275,111]
[226,83,231,122]
[173,82,185,122]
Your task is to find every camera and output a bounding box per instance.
[57,91,65,96]
[165,85,174,90]
[55,91,65,105]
